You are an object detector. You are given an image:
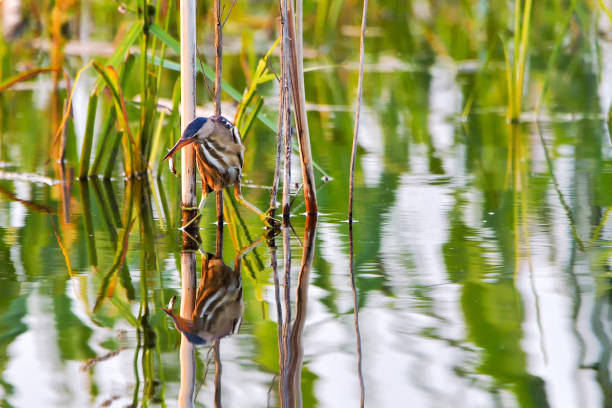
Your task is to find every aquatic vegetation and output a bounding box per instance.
[4,1,612,407]
[504,0,533,122]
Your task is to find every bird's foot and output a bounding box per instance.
[263,208,281,231]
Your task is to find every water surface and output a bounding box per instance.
[2,1,612,407]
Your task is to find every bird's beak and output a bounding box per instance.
[162,134,197,161]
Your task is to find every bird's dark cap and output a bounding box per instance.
[183,117,208,139]
[162,117,208,161]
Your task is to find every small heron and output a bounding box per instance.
[163,115,277,226]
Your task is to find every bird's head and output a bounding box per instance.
[162,117,209,161]
[162,308,210,345]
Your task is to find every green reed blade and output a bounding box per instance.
[516,0,532,116]
[241,98,264,140]
[600,0,612,22]
[148,110,167,173]
[79,93,98,179]
[90,108,117,177]
[103,130,122,179]
[52,62,93,152]
[502,40,516,121]
[92,62,140,176]
[94,21,144,92]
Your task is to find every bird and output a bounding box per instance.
[163,115,277,227]
[162,252,243,345]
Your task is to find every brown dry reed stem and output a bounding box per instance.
[0,67,60,92]
[196,48,216,101]
[284,1,317,215]
[282,98,291,223]
[213,0,224,226]
[348,0,368,221]
[269,73,284,214]
[214,0,223,116]
[280,0,292,223]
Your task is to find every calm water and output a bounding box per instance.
[3,1,612,407]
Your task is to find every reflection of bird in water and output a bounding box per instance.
[163,253,242,345]
[163,115,277,227]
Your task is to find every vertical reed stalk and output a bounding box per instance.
[348,0,368,220]
[214,0,224,226]
[507,0,532,122]
[90,109,116,176]
[285,1,317,214]
[269,88,283,214]
[79,93,98,179]
[180,0,197,211]
[282,101,291,222]
[179,1,198,407]
[268,37,284,214]
[280,0,292,222]
[214,0,223,116]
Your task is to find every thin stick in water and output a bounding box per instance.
[280,0,292,223]
[213,0,224,228]
[213,0,223,116]
[285,0,317,215]
[348,0,368,221]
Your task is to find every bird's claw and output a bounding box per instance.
[263,208,281,231]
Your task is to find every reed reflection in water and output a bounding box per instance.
[164,211,332,407]
[166,217,270,407]
[274,215,318,408]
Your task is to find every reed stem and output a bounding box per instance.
[180,0,197,211]
[179,3,198,407]
[214,0,224,228]
[79,93,98,179]
[214,0,223,116]
[280,0,292,223]
[286,0,317,214]
[348,0,368,221]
